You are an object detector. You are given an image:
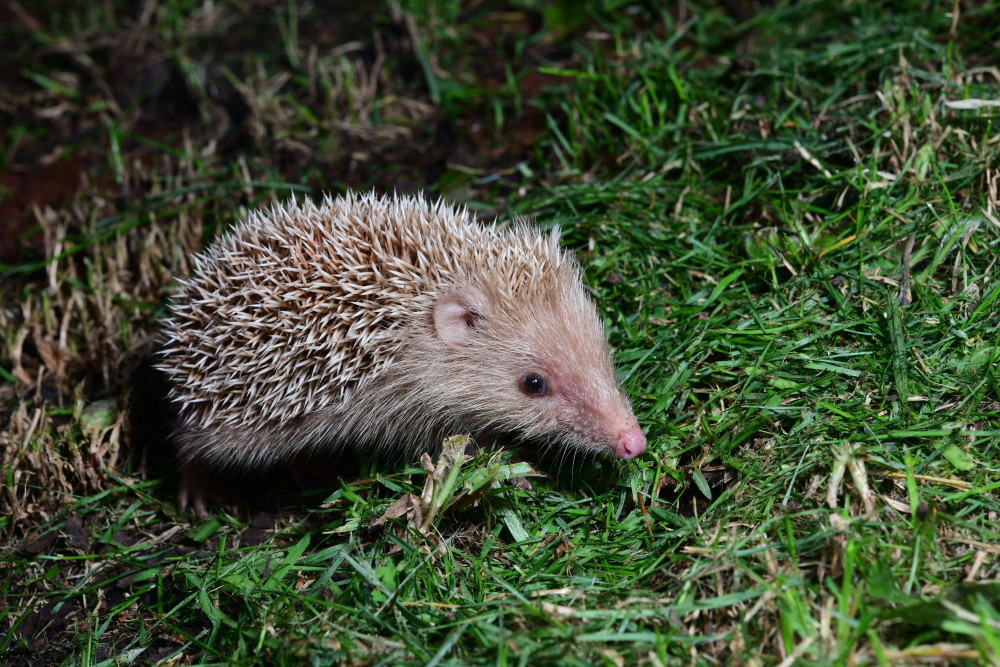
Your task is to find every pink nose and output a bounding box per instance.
[613,424,646,460]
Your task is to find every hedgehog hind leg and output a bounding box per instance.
[178,461,236,519]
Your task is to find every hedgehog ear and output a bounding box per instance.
[434,287,491,347]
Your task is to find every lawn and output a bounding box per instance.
[1,0,999,664]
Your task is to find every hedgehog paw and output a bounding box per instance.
[511,476,534,491]
[178,463,234,520]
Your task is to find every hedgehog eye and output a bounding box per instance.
[521,373,548,396]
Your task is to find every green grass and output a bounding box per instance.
[2,0,999,664]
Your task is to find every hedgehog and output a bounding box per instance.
[158,191,646,516]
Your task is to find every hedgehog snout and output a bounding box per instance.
[547,379,646,459]
[613,423,646,460]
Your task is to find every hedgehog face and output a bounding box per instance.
[431,282,646,461]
